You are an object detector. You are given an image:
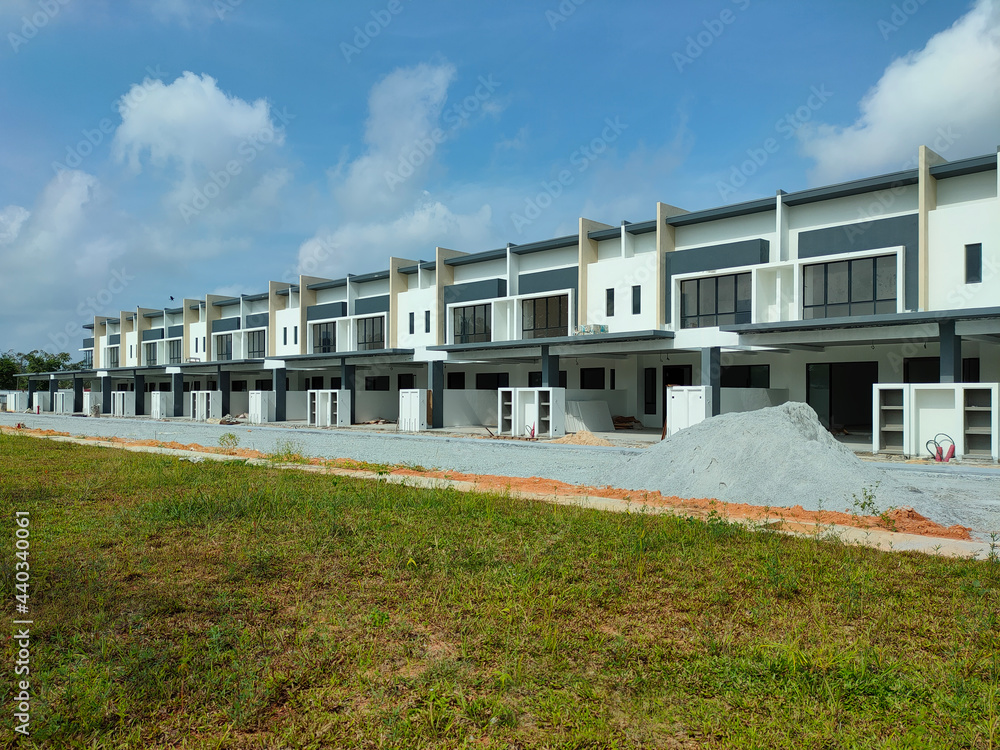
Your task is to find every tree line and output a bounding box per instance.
[0,350,89,390]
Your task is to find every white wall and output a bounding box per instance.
[315,287,347,305]
[274,307,300,356]
[395,286,437,348]
[517,245,578,273]
[928,186,999,311]
[189,322,206,360]
[452,258,507,284]
[675,210,776,251]
[444,391,497,427]
[586,254,659,332]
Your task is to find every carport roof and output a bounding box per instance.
[429,330,674,353]
[722,307,1000,335]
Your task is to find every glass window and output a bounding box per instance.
[168,340,182,364]
[632,285,641,315]
[522,295,568,339]
[409,312,415,335]
[313,322,335,353]
[107,347,119,368]
[606,288,614,317]
[216,334,233,361]
[453,304,491,344]
[247,330,266,359]
[424,310,431,333]
[144,343,157,366]
[966,243,983,284]
[364,376,389,391]
[356,317,385,351]
[803,254,896,319]
[680,272,751,329]
[580,367,605,390]
[475,372,509,390]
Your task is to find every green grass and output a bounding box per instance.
[0,432,998,749]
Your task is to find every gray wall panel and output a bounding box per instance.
[517,267,578,296]
[212,317,241,333]
[354,295,390,315]
[443,278,507,306]
[306,301,347,321]
[664,239,769,324]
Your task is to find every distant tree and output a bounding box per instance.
[0,350,85,389]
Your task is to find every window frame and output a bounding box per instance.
[680,271,752,329]
[246,329,266,359]
[144,342,157,366]
[313,322,336,354]
[452,303,491,344]
[216,334,233,361]
[521,294,570,340]
[801,253,897,320]
[356,316,386,351]
[966,243,983,284]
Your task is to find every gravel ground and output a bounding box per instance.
[3,411,998,541]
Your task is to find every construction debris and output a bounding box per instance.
[549,430,614,447]
[612,415,642,430]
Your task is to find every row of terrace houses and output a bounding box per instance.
[17,146,1000,455]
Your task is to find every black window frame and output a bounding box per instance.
[397,373,415,390]
[720,364,770,389]
[453,303,491,344]
[168,339,182,364]
[579,367,605,390]
[356,316,385,351]
[475,372,510,390]
[246,329,266,359]
[644,367,656,414]
[606,288,614,317]
[82,350,93,368]
[144,342,157,366]
[216,334,233,361]
[107,347,119,368]
[424,310,431,333]
[447,371,466,389]
[364,375,390,391]
[521,294,569,339]
[632,285,641,315]
[802,254,896,320]
[313,322,336,354]
[680,272,752,329]
[966,243,983,284]
[528,370,567,388]
[408,311,415,335]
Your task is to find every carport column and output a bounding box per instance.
[218,368,230,416]
[938,320,962,383]
[171,373,184,417]
[428,360,444,429]
[134,374,145,416]
[101,376,112,414]
[273,368,286,422]
[541,345,560,388]
[340,358,356,425]
[73,378,83,413]
[47,377,56,412]
[701,347,721,417]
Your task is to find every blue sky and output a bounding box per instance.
[1,0,998,353]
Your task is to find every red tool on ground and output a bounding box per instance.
[926,433,956,462]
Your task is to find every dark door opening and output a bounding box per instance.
[662,364,693,416]
[806,361,878,432]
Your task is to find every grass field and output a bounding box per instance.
[1,433,998,749]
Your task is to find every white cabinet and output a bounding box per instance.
[53,392,73,414]
[111,391,136,417]
[497,388,565,438]
[3,392,28,412]
[307,389,351,427]
[150,392,173,419]
[248,391,275,424]
[872,383,998,461]
[189,391,223,422]
[665,386,712,436]
[82,392,101,415]
[398,389,428,431]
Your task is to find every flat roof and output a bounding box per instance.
[429,329,674,353]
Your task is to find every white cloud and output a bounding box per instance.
[333,62,457,217]
[141,0,218,26]
[297,201,494,278]
[0,205,30,245]
[800,0,1000,182]
[113,72,282,175]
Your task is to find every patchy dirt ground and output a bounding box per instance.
[2,424,972,541]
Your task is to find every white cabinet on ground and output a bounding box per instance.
[873,383,999,461]
[308,389,351,427]
[665,386,712,437]
[497,388,565,438]
[248,391,276,424]
[398,389,429,431]
[53,392,73,414]
[112,391,136,417]
[82,392,101,415]
[4,392,28,412]
[189,391,223,422]
[150,392,173,419]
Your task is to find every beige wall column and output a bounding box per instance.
[92,316,108,368]
[918,145,946,311]
[388,257,419,348]
[654,202,687,329]
[297,275,328,354]
[204,295,227,361]
[578,218,613,326]
[434,247,466,345]
[135,308,156,365]
[267,281,292,357]
[182,299,199,362]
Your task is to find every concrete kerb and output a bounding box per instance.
[6,428,992,560]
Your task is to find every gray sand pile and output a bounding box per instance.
[608,401,915,511]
